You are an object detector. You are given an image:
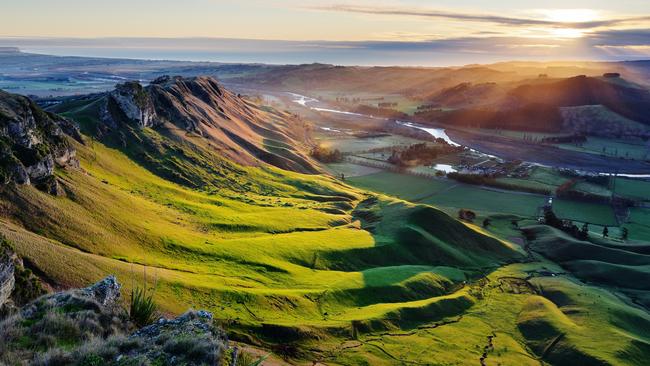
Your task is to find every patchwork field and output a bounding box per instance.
[347,171,455,201]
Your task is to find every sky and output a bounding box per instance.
[1,0,650,66]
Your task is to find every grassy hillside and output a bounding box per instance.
[0,130,530,363]
[2,86,650,364]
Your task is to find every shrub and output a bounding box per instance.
[310,146,342,163]
[163,335,221,364]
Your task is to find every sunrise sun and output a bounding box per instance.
[543,8,600,23]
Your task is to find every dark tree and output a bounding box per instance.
[543,207,561,228]
[579,223,589,240]
[311,146,342,163]
[482,218,491,228]
[621,227,629,241]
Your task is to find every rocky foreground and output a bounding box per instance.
[0,245,230,366]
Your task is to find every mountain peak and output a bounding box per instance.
[87,75,319,177]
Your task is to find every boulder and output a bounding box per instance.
[81,275,121,306]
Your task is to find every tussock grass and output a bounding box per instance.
[130,286,157,327]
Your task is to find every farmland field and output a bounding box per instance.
[325,162,382,177]
[347,169,623,227]
[348,171,548,217]
[615,178,650,201]
[553,199,618,226]
[317,134,423,153]
[626,208,650,242]
[573,181,612,197]
[558,137,650,160]
[348,171,455,201]
[421,185,546,217]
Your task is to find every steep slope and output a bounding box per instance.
[53,75,319,179]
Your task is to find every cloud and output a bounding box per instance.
[309,4,650,30]
[589,29,650,46]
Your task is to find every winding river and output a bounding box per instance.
[288,92,650,178]
[288,92,458,144]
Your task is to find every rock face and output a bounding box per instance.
[0,238,44,316]
[0,90,81,190]
[80,274,121,305]
[103,81,158,128]
[0,247,15,307]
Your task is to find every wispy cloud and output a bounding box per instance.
[309,4,650,30]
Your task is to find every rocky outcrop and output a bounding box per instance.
[0,238,44,316]
[102,81,158,128]
[0,90,81,191]
[127,310,228,365]
[0,275,228,366]
[0,247,15,308]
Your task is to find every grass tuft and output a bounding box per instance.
[130,286,158,327]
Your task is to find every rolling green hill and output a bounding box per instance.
[1,81,649,365]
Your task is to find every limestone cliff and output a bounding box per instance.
[0,90,82,193]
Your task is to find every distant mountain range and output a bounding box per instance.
[2,48,650,97]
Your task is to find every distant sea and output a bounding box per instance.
[0,37,616,67]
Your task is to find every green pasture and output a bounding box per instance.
[318,134,423,154]
[615,178,650,201]
[559,137,649,160]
